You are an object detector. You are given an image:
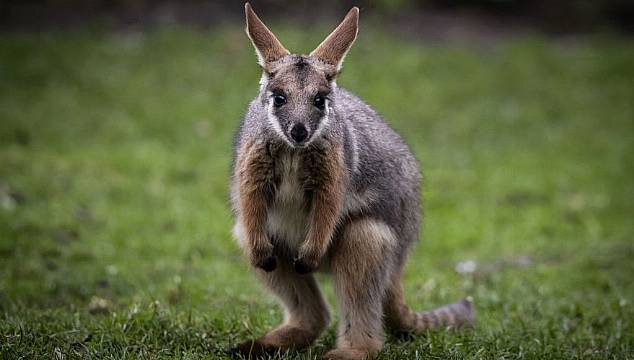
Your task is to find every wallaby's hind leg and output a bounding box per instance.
[229,260,329,359]
[324,218,398,360]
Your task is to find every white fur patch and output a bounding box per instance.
[232,221,247,249]
[310,80,337,142]
[259,72,269,92]
[266,151,308,251]
[311,100,331,141]
[266,94,293,146]
[254,49,266,68]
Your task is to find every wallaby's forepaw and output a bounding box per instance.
[255,255,277,272]
[293,257,317,274]
[249,244,277,272]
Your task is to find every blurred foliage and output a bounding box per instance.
[373,0,414,13]
[1,0,633,32]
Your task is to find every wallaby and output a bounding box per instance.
[229,3,475,359]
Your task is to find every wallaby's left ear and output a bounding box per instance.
[245,3,290,69]
[310,7,359,71]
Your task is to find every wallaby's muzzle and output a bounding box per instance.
[290,123,309,144]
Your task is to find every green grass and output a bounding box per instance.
[1,26,633,359]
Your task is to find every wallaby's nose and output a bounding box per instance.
[290,123,308,143]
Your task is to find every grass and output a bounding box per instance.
[0,25,633,359]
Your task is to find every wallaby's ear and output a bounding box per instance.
[245,3,290,69]
[310,7,359,71]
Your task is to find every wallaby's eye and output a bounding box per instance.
[273,94,287,107]
[313,95,325,109]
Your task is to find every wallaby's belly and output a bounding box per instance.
[266,152,309,253]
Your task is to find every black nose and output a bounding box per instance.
[290,124,308,143]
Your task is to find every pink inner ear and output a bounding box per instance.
[310,7,359,69]
[245,3,290,65]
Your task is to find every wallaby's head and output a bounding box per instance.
[245,3,358,147]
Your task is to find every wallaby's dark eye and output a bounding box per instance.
[273,94,287,107]
[314,95,325,109]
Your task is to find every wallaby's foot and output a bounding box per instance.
[323,347,377,360]
[229,325,318,359]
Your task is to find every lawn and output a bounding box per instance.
[0,25,633,359]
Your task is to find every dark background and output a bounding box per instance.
[2,0,634,35]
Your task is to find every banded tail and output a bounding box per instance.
[385,281,475,332]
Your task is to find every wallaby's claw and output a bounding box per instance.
[257,255,277,272]
[293,258,315,274]
[227,339,274,359]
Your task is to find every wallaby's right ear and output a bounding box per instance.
[245,3,290,70]
[310,7,359,71]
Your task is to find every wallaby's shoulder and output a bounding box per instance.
[333,87,415,156]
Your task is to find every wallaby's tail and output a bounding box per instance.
[385,281,475,332]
